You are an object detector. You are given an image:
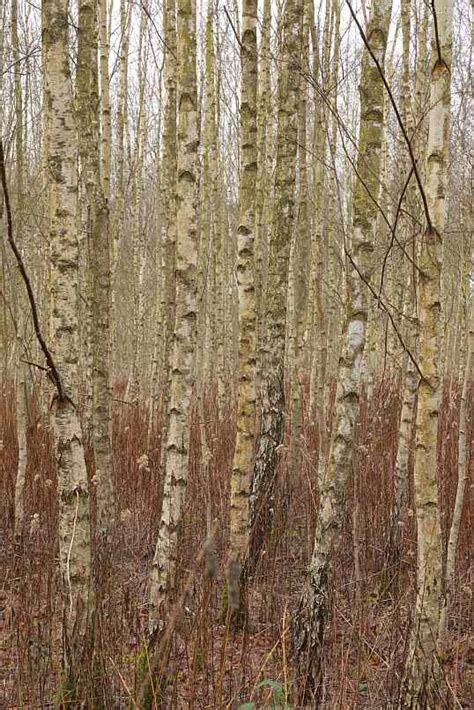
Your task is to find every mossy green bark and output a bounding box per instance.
[250,0,303,565]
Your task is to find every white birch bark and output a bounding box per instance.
[438,297,472,649]
[404,0,453,700]
[76,0,114,537]
[99,0,111,201]
[157,0,177,450]
[126,3,148,404]
[254,0,271,398]
[12,0,28,537]
[148,0,199,632]
[42,0,93,688]
[227,0,258,617]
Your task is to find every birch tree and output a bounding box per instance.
[148,0,199,632]
[156,0,177,444]
[76,0,114,539]
[12,0,28,537]
[201,3,225,407]
[254,0,271,387]
[386,0,430,567]
[42,0,92,691]
[127,2,148,404]
[196,0,218,438]
[307,0,332,429]
[439,294,473,649]
[293,0,392,700]
[250,0,302,562]
[227,0,258,619]
[112,0,130,365]
[385,0,417,559]
[98,0,111,201]
[308,0,341,484]
[0,0,5,403]
[287,0,310,481]
[403,0,454,702]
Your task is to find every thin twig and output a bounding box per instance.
[347,253,424,381]
[112,397,138,407]
[299,67,423,275]
[21,358,49,372]
[430,0,444,68]
[223,5,242,49]
[108,656,140,709]
[0,139,66,401]
[378,166,415,302]
[345,0,433,233]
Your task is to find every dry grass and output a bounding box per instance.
[0,375,472,708]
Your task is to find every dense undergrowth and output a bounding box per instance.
[0,375,471,707]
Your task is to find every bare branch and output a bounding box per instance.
[346,253,424,382]
[0,139,66,401]
[345,0,433,233]
[430,0,444,68]
[21,358,49,373]
[378,166,415,302]
[223,6,243,49]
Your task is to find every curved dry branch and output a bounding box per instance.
[0,139,66,401]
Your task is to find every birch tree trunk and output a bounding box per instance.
[157,0,177,452]
[0,0,3,138]
[111,0,129,371]
[148,100,164,448]
[126,3,148,404]
[0,0,5,406]
[194,2,215,509]
[384,0,417,567]
[438,296,472,649]
[254,0,271,396]
[309,0,341,486]
[307,0,331,428]
[42,0,93,691]
[389,0,430,533]
[14,365,27,536]
[249,0,302,564]
[403,0,453,701]
[148,0,199,632]
[227,0,258,620]
[391,0,418,528]
[98,0,111,201]
[288,0,310,482]
[204,4,225,409]
[196,0,217,407]
[293,0,392,701]
[76,0,114,538]
[12,0,28,538]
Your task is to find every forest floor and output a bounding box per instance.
[0,378,472,708]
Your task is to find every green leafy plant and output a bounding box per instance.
[238,679,292,709]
